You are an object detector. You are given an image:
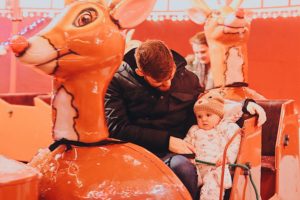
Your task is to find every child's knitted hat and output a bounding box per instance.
[194,96,224,118]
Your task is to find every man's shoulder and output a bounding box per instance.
[123,48,137,69]
[110,61,143,92]
[175,67,200,86]
[114,48,137,77]
[183,67,199,79]
[111,63,129,84]
[115,61,130,74]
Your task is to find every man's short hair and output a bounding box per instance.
[189,31,207,45]
[135,40,175,81]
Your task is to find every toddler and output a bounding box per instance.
[184,95,241,200]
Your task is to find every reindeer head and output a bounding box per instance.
[9,0,156,143]
[188,0,251,87]
[189,0,250,45]
[10,0,156,78]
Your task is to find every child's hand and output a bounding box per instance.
[169,136,195,154]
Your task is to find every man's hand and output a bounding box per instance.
[169,136,195,154]
[246,102,267,126]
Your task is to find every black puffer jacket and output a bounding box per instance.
[105,48,202,156]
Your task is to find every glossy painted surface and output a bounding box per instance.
[9,0,155,143]
[9,35,29,56]
[8,0,191,199]
[208,86,266,101]
[189,1,266,100]
[189,1,265,199]
[274,100,300,200]
[0,94,52,161]
[0,156,39,200]
[32,143,191,199]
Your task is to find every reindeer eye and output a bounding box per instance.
[74,8,97,27]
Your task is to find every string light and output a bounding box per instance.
[0,17,46,54]
[143,8,300,21]
[0,2,299,21]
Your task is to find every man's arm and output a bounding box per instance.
[105,77,170,152]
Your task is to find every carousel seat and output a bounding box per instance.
[256,100,289,200]
[0,93,52,162]
[0,93,50,106]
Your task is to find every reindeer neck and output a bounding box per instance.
[52,69,113,143]
[209,41,248,87]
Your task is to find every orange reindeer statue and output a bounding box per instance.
[9,0,191,199]
[188,0,265,100]
[188,1,265,199]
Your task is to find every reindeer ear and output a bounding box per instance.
[109,0,156,29]
[64,0,75,6]
[187,7,208,24]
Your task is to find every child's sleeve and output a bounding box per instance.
[223,100,243,123]
[184,125,198,145]
[223,122,242,164]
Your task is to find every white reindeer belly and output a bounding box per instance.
[225,47,244,84]
[53,87,78,141]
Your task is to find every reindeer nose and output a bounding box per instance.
[236,8,245,18]
[9,35,29,56]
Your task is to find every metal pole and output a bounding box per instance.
[9,0,22,93]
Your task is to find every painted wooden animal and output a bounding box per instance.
[189,0,265,100]
[10,0,191,199]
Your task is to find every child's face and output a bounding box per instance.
[196,110,222,130]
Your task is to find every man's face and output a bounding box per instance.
[192,43,210,64]
[142,66,176,92]
[196,110,221,130]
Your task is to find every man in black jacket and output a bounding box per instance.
[105,40,200,199]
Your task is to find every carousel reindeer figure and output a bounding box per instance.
[9,0,191,199]
[188,0,265,100]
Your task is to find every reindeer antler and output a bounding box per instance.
[64,0,74,5]
[229,0,244,9]
[192,0,211,15]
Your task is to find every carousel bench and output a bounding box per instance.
[0,93,50,105]
[256,99,299,200]
[0,93,52,162]
[257,100,282,200]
